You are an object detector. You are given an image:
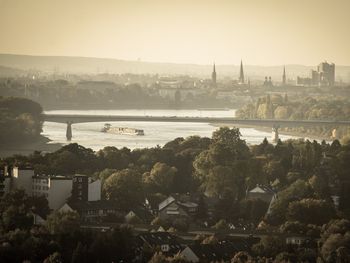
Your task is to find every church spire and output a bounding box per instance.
[211,62,217,86]
[282,66,286,85]
[239,60,245,84]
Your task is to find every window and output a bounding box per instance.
[161,245,169,252]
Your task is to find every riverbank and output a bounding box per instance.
[210,123,332,142]
[0,136,62,158]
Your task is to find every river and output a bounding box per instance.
[42,109,300,150]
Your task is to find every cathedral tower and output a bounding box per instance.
[239,60,245,84]
[211,62,217,85]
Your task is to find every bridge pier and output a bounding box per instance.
[331,128,338,139]
[272,124,279,143]
[66,122,72,141]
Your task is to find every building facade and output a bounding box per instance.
[72,174,101,202]
[32,176,73,210]
[297,61,335,86]
[3,166,101,210]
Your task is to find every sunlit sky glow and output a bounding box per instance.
[0,0,349,65]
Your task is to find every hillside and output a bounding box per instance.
[1,53,350,81]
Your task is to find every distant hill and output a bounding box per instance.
[0,65,26,77]
[0,53,349,82]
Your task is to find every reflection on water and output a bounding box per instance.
[42,109,299,150]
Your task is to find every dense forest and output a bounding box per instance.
[237,95,350,142]
[0,96,43,144]
[1,128,350,262]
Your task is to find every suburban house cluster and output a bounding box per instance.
[0,166,280,224]
[0,165,314,262]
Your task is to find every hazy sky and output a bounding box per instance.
[0,0,349,65]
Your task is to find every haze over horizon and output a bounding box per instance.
[1,0,350,66]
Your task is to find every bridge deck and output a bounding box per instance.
[43,114,350,128]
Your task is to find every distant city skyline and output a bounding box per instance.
[0,0,350,66]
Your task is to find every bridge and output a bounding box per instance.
[43,114,350,142]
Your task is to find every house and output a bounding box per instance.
[144,195,165,215]
[247,185,278,216]
[125,206,154,224]
[286,236,308,246]
[177,201,198,217]
[180,238,256,263]
[181,244,218,263]
[135,232,183,257]
[247,184,276,203]
[31,212,46,226]
[60,200,123,223]
[158,196,195,220]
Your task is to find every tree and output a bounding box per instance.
[103,169,143,209]
[252,137,274,156]
[71,242,88,263]
[309,174,330,199]
[263,160,286,184]
[0,96,43,144]
[174,90,181,106]
[287,198,335,225]
[196,195,208,219]
[193,127,251,199]
[321,233,350,262]
[28,195,50,218]
[231,251,253,263]
[321,219,350,241]
[80,226,135,262]
[279,221,308,235]
[172,217,190,232]
[44,252,63,263]
[275,252,298,263]
[267,179,312,225]
[97,146,131,170]
[252,236,285,258]
[212,219,228,230]
[143,162,177,194]
[201,235,219,244]
[46,143,98,175]
[0,189,33,231]
[239,198,269,223]
[46,211,80,235]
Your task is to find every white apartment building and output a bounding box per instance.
[32,176,73,210]
[4,166,101,210]
[88,179,101,201]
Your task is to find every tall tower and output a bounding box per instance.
[239,60,245,84]
[211,62,217,85]
[282,66,286,85]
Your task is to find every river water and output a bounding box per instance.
[42,109,299,151]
